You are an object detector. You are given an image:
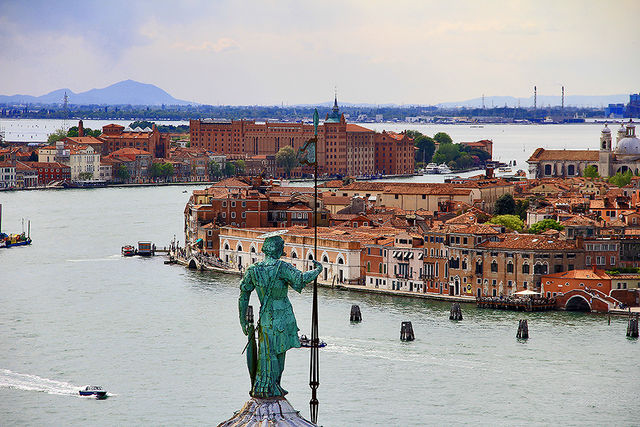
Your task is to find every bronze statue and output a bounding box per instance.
[238,234,322,398]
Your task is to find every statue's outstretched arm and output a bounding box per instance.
[283,260,322,293]
[238,268,255,335]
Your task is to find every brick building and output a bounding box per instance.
[101,124,170,158]
[190,98,414,177]
[24,162,71,185]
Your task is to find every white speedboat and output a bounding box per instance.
[79,385,108,399]
[437,164,452,174]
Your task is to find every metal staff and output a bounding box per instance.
[297,109,320,423]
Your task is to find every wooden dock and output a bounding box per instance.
[476,297,556,312]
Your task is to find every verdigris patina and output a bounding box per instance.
[238,234,322,398]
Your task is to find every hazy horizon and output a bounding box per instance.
[1,0,638,105]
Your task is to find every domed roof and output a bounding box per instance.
[601,124,611,133]
[616,136,640,154]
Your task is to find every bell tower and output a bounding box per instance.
[599,124,612,178]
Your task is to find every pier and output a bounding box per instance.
[476,296,556,312]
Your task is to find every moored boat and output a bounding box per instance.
[0,206,32,248]
[137,241,153,256]
[437,163,452,174]
[424,163,439,174]
[121,245,136,256]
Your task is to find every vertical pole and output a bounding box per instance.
[309,141,319,424]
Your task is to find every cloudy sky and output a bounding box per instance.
[0,0,638,105]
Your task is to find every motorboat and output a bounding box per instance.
[437,163,452,174]
[424,163,439,174]
[497,166,513,173]
[79,385,108,399]
[299,335,327,348]
[137,241,153,256]
[121,245,136,256]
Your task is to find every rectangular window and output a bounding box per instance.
[231,212,236,219]
[586,256,591,265]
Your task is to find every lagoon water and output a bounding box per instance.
[1,185,638,426]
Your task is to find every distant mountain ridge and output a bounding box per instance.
[0,80,195,106]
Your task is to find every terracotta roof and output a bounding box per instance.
[527,148,599,162]
[478,234,578,250]
[322,195,351,205]
[561,215,598,226]
[211,178,251,188]
[346,124,374,133]
[543,269,610,280]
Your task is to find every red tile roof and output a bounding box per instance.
[527,148,599,162]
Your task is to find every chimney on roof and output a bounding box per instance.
[486,166,494,179]
[78,120,84,137]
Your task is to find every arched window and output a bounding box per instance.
[544,164,552,175]
[337,257,344,265]
[462,258,468,270]
[567,164,575,176]
[308,253,314,261]
[224,243,230,250]
[250,246,256,253]
[507,262,514,273]
[291,251,298,259]
[237,244,243,252]
[475,260,483,274]
[491,260,498,272]
[322,255,329,263]
[522,263,530,274]
[534,263,548,275]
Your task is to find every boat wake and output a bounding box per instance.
[0,369,82,397]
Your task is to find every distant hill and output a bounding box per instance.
[0,80,195,106]
[437,94,631,108]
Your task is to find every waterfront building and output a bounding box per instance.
[100,123,170,158]
[528,121,640,178]
[37,141,100,181]
[169,147,210,181]
[23,161,71,185]
[189,98,415,177]
[14,161,38,188]
[0,162,16,188]
[104,148,152,183]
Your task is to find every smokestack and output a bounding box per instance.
[78,120,84,137]
[534,86,537,111]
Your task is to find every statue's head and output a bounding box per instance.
[262,235,284,259]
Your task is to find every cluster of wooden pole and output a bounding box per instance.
[449,303,463,320]
[627,314,639,338]
[517,319,529,339]
[400,321,415,341]
[350,305,362,322]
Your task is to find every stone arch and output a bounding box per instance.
[250,244,257,253]
[337,255,345,265]
[291,249,298,259]
[188,258,198,269]
[567,164,575,176]
[307,251,314,261]
[617,165,630,174]
[223,241,230,251]
[565,295,591,312]
[237,243,243,252]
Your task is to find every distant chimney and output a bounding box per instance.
[78,120,84,137]
[486,166,494,179]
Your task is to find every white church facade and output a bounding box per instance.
[528,120,640,178]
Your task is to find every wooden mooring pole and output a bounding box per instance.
[517,319,529,339]
[350,305,362,322]
[400,321,415,341]
[627,314,639,338]
[449,303,463,320]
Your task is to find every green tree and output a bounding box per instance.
[47,128,67,144]
[431,143,460,164]
[115,164,130,182]
[276,146,298,177]
[161,162,174,180]
[414,134,436,165]
[608,170,633,187]
[235,159,246,175]
[224,161,236,177]
[488,214,525,231]
[433,132,453,145]
[208,161,222,180]
[515,199,530,221]
[583,165,600,179]
[67,126,101,137]
[494,193,516,215]
[150,162,164,179]
[129,120,155,129]
[528,219,564,234]
[78,172,93,180]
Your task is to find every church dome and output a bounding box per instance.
[615,120,640,154]
[601,124,611,133]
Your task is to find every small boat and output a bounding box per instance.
[79,385,108,399]
[437,163,452,174]
[299,335,327,348]
[121,245,136,256]
[497,166,512,173]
